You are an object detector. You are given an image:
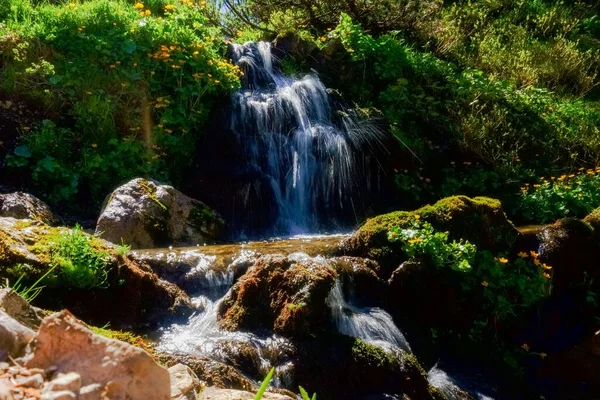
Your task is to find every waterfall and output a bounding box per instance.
[227,41,386,235]
[326,280,411,353]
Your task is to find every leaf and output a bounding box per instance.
[122,40,137,54]
[48,75,63,85]
[14,145,31,158]
[254,367,275,400]
[299,386,310,400]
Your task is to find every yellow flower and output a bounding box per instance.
[91,143,97,148]
[533,184,541,188]
[414,215,421,220]
[130,29,135,33]
[408,238,422,244]
[530,251,539,258]
[498,257,509,264]
[144,9,151,15]
[481,281,489,287]
[534,258,542,266]
[134,2,144,9]
[193,51,199,55]
[517,252,528,258]
[540,353,547,359]
[543,273,551,279]
[165,4,175,10]
[86,91,92,95]
[542,264,552,270]
[521,343,530,352]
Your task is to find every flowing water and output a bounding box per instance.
[226,41,387,235]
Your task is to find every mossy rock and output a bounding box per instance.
[341,196,519,272]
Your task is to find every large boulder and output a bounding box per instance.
[217,255,337,337]
[96,178,224,249]
[341,196,519,274]
[0,192,59,226]
[0,217,195,329]
[23,310,171,400]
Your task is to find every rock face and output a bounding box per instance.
[341,196,519,274]
[96,178,224,249]
[0,217,195,329]
[0,288,45,330]
[199,387,294,400]
[0,192,59,226]
[169,364,202,400]
[217,255,337,337]
[24,310,171,400]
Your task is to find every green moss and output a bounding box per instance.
[584,207,600,231]
[351,339,393,369]
[90,325,155,355]
[344,196,518,270]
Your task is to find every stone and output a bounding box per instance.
[41,391,76,400]
[78,383,103,400]
[44,373,81,393]
[341,196,518,274]
[0,288,45,330]
[17,373,44,389]
[24,310,171,400]
[217,255,337,337]
[0,192,59,226]
[169,364,201,400]
[95,178,224,249]
[0,311,35,360]
[0,381,14,400]
[198,387,293,400]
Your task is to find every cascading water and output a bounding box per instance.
[226,41,387,235]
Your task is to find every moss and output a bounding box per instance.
[90,325,156,356]
[343,195,519,271]
[351,339,393,369]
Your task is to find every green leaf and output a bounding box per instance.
[14,145,31,158]
[254,367,275,400]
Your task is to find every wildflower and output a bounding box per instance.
[214,80,220,83]
[533,184,541,188]
[158,124,163,128]
[530,251,539,258]
[414,215,421,220]
[130,29,135,33]
[540,353,547,359]
[569,174,575,178]
[578,193,583,197]
[144,9,151,15]
[91,143,98,149]
[534,258,542,266]
[193,51,199,56]
[542,264,552,270]
[481,281,489,287]
[408,238,422,244]
[498,257,509,264]
[134,2,144,9]
[133,63,137,67]
[86,91,92,95]
[521,343,530,352]
[450,161,455,165]
[171,65,181,69]
[425,178,431,183]
[109,64,116,68]
[165,4,175,10]
[517,252,528,258]
[390,232,397,238]
[543,273,551,279]
[78,27,83,31]
[165,129,173,133]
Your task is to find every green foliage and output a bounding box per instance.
[389,222,551,322]
[299,386,317,400]
[254,367,275,400]
[1,0,241,208]
[4,263,59,302]
[518,167,600,223]
[32,225,111,289]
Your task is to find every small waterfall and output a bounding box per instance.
[227,41,386,235]
[326,280,411,353]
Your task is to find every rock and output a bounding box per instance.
[96,178,224,249]
[41,391,76,400]
[217,255,337,337]
[0,217,195,329]
[0,288,45,330]
[537,218,600,294]
[169,364,201,400]
[198,387,293,400]
[78,384,103,400]
[341,196,518,274]
[158,353,255,392]
[0,192,59,226]
[0,381,14,400]
[44,373,81,393]
[210,341,262,380]
[17,373,44,388]
[0,311,35,360]
[24,310,171,400]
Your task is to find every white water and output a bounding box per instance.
[229,41,386,235]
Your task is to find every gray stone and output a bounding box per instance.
[0,311,35,360]
[169,363,201,400]
[0,289,45,330]
[0,192,59,226]
[95,178,224,249]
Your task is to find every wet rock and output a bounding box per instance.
[341,196,518,274]
[0,288,45,330]
[159,353,255,392]
[330,257,385,306]
[537,218,600,294]
[96,178,224,249]
[0,217,195,329]
[218,255,337,337]
[198,387,293,400]
[0,311,35,360]
[24,310,171,400]
[211,341,262,380]
[169,364,201,400]
[0,192,59,226]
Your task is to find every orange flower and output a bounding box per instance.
[517,252,528,258]
[498,257,509,264]
[543,273,551,279]
[481,281,489,287]
[530,251,539,258]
